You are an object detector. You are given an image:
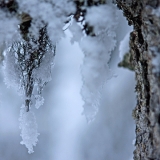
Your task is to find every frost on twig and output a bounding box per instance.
[19,105,40,154]
[3,26,55,153]
[3,26,56,112]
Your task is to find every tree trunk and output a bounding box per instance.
[116,0,160,159]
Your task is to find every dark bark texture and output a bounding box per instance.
[116,0,160,159]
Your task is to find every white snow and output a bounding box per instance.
[19,105,40,154]
[3,49,21,90]
[79,4,118,122]
[69,20,83,44]
[17,0,75,43]
[85,4,117,35]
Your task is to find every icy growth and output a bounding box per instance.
[35,95,44,109]
[69,20,83,44]
[17,0,75,43]
[0,10,19,45]
[3,42,55,110]
[19,105,40,154]
[33,50,55,85]
[85,4,117,35]
[2,0,74,153]
[119,32,130,60]
[3,48,21,89]
[79,4,118,122]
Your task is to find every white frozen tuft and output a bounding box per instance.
[19,105,40,154]
[17,0,76,43]
[80,4,118,122]
[69,20,84,44]
[85,4,117,35]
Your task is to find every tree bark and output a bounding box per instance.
[116,0,160,159]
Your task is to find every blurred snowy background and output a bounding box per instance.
[0,8,136,160]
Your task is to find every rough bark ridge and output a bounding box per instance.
[116,0,160,159]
